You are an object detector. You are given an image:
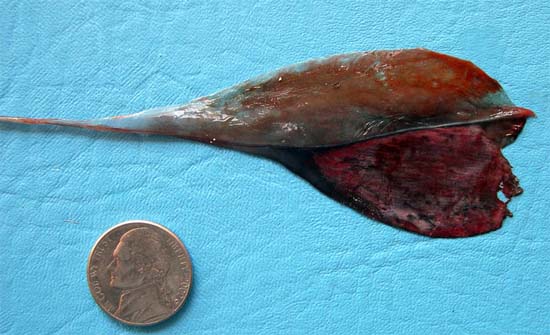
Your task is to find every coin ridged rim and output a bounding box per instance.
[86,220,193,326]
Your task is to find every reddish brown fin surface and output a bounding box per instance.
[311,126,522,237]
[0,49,534,237]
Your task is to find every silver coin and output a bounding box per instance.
[87,220,192,326]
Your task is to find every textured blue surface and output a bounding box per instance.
[1,1,549,334]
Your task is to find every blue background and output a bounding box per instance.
[1,1,549,334]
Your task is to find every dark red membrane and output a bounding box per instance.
[309,125,522,237]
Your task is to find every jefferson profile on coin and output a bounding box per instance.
[107,227,173,324]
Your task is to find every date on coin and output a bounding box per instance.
[87,220,192,326]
